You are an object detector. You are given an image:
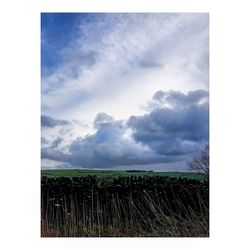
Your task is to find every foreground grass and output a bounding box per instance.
[41,175,208,237]
[41,169,204,180]
[41,215,208,237]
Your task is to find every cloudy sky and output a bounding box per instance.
[41,13,209,171]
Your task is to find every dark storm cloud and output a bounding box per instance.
[41,113,173,168]
[41,90,209,168]
[41,147,71,163]
[128,89,209,156]
[153,89,208,107]
[129,105,208,143]
[41,115,71,128]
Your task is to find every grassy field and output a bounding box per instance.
[41,169,204,180]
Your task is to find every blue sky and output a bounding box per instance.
[41,13,96,76]
[41,13,209,170]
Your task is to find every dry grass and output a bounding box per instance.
[41,176,209,237]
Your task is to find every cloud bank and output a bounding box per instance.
[41,89,209,168]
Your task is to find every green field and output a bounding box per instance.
[41,169,203,180]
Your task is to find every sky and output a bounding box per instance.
[41,13,209,171]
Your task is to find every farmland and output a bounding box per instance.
[41,171,209,237]
[41,169,204,180]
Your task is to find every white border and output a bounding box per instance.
[0,0,250,249]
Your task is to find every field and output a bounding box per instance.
[41,170,208,237]
[41,169,204,180]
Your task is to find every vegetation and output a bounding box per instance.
[41,175,209,237]
[188,144,209,178]
[41,169,204,180]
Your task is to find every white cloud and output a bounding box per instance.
[41,13,209,169]
[42,13,208,124]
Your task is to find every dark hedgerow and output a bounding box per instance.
[41,175,209,237]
